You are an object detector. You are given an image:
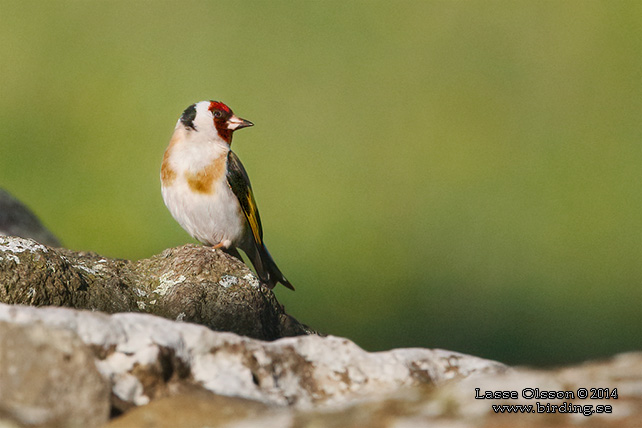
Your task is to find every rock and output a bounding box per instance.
[0,236,312,340]
[0,408,27,428]
[0,189,61,247]
[113,354,642,428]
[286,353,642,428]
[106,353,642,428]
[0,303,506,417]
[426,351,642,427]
[106,390,280,428]
[1,303,637,427]
[0,321,110,428]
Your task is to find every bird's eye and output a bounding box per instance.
[213,110,222,119]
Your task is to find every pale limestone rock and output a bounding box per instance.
[0,303,505,414]
[0,304,637,427]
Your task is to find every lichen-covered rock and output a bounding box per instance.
[132,245,309,339]
[0,303,506,416]
[0,236,311,340]
[0,321,110,428]
[0,237,137,312]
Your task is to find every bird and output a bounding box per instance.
[161,100,294,290]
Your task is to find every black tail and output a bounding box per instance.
[249,243,294,290]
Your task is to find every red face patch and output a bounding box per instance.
[208,101,231,114]
[208,101,233,144]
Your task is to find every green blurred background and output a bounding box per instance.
[1,1,640,366]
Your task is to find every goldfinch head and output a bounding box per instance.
[178,101,253,145]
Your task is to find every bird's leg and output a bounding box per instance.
[211,242,225,250]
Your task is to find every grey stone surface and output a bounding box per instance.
[0,303,506,415]
[0,304,637,427]
[0,321,110,428]
[108,353,642,428]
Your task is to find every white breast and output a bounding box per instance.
[161,128,246,247]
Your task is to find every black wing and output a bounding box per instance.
[226,150,263,245]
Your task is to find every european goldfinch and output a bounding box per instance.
[161,101,294,290]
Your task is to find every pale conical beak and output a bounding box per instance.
[226,115,254,131]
